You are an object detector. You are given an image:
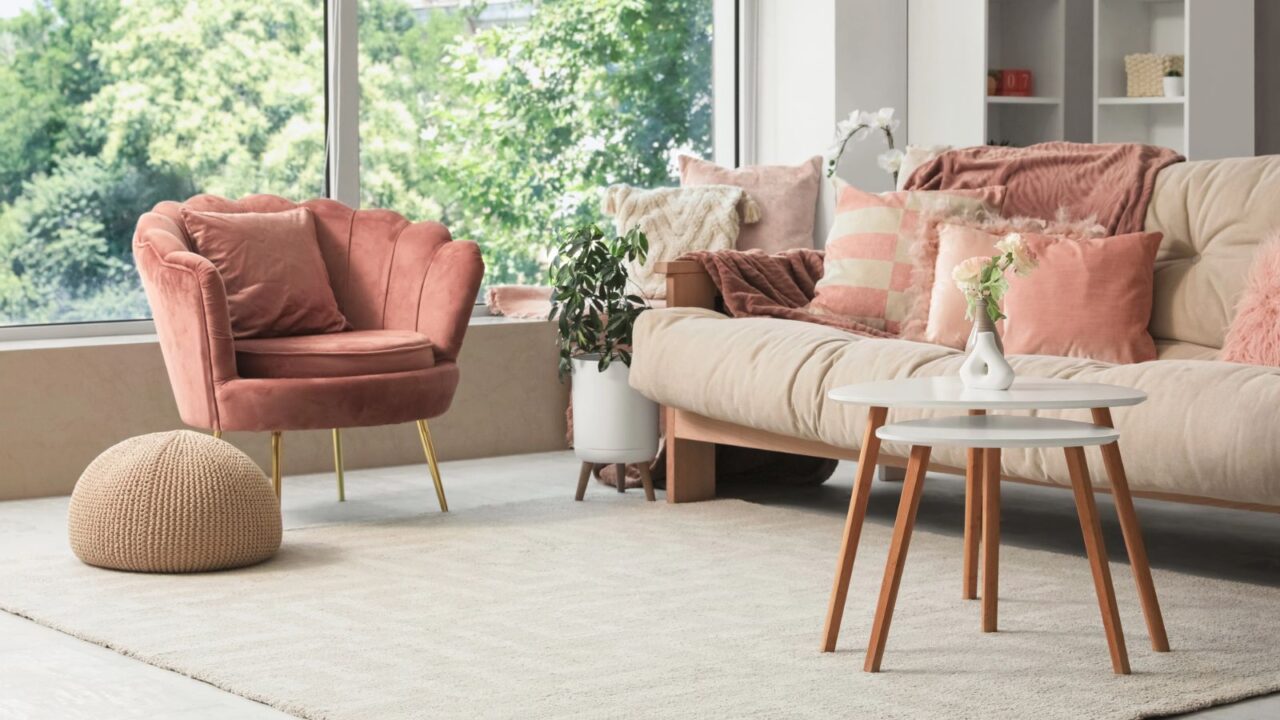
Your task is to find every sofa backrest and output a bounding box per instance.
[1145,155,1280,349]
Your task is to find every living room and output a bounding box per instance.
[1,0,1277,718]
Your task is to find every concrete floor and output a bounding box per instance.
[0,450,1276,719]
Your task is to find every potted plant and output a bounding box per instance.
[549,223,659,466]
[1163,69,1184,98]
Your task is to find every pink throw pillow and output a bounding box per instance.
[809,181,1005,333]
[181,207,350,339]
[1003,231,1163,364]
[679,155,821,253]
[923,224,1004,348]
[1221,233,1280,365]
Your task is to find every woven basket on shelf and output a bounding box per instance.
[1124,53,1184,97]
[68,431,281,573]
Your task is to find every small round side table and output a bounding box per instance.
[820,377,1169,674]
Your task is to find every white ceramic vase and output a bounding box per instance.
[1162,76,1184,98]
[570,356,659,464]
[960,331,1015,391]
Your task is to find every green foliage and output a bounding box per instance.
[548,224,648,378]
[0,0,713,324]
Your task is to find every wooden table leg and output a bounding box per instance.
[638,463,656,502]
[575,462,592,501]
[981,447,1001,632]
[821,405,889,652]
[963,410,985,600]
[1091,408,1170,652]
[1065,446,1131,675]
[614,463,626,493]
[864,444,932,672]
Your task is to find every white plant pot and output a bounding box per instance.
[1162,76,1184,98]
[571,356,659,464]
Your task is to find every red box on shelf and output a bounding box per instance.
[999,69,1033,97]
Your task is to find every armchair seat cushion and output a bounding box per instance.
[235,330,435,379]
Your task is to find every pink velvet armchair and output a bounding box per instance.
[132,194,484,510]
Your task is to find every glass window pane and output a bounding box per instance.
[0,0,325,327]
[358,0,715,286]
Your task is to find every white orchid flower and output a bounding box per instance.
[877,148,904,174]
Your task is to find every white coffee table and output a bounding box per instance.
[821,377,1168,675]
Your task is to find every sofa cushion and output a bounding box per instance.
[235,330,434,379]
[631,307,1280,507]
[810,181,1005,333]
[1146,156,1280,349]
[679,155,822,253]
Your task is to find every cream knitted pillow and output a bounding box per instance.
[602,184,760,300]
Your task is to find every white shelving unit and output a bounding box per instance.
[908,0,1255,159]
[1093,0,1253,158]
[908,0,1091,149]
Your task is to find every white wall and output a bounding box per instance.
[749,0,908,245]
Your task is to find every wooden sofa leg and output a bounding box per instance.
[665,407,715,503]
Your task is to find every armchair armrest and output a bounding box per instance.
[414,240,484,362]
[134,218,237,430]
[656,260,718,310]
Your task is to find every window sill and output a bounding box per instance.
[0,314,546,352]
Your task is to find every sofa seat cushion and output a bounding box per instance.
[235,330,434,379]
[631,307,1280,507]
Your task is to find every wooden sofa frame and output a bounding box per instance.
[656,260,1279,514]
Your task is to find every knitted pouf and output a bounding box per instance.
[68,431,282,572]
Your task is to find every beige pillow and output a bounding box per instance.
[679,155,821,253]
[601,185,760,300]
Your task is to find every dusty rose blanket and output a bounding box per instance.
[905,141,1184,235]
[485,285,554,319]
[679,249,894,338]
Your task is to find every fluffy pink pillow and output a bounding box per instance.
[1003,231,1164,364]
[922,224,1004,348]
[904,214,1106,341]
[181,207,350,339]
[1221,234,1280,365]
[809,181,1005,333]
[679,155,821,253]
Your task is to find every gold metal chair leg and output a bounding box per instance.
[212,430,223,440]
[270,431,282,500]
[333,429,346,502]
[416,420,448,512]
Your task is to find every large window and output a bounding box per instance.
[358,0,716,286]
[0,0,719,329]
[0,0,325,328]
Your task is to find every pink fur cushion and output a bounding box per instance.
[903,212,1105,342]
[1003,231,1164,364]
[1221,234,1280,365]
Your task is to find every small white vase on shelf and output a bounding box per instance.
[1162,76,1184,98]
[960,331,1015,391]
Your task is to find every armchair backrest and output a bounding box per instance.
[148,194,463,333]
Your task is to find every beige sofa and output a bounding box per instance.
[630,155,1280,512]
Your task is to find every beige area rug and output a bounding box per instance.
[1,498,1277,720]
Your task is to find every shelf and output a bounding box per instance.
[1097,96,1185,105]
[987,96,1061,105]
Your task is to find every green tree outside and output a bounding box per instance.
[0,0,712,325]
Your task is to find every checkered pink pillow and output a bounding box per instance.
[809,180,1006,333]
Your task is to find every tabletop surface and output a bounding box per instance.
[828,376,1146,410]
[876,415,1121,449]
